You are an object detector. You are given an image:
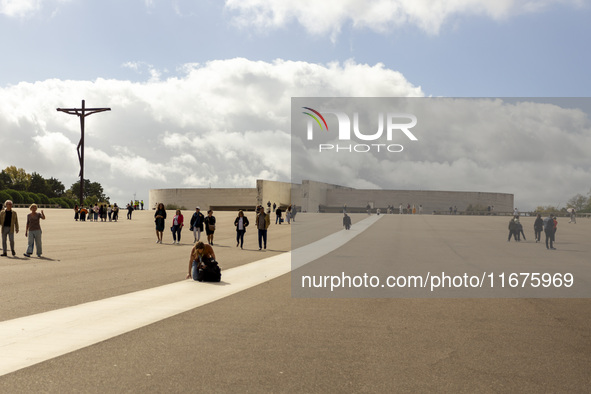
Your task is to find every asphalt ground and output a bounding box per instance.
[1,209,590,392]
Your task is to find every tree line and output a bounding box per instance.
[0,166,110,208]
[535,191,591,214]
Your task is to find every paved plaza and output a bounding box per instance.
[1,209,590,392]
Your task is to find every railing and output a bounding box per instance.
[11,204,61,209]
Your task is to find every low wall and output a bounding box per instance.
[149,188,257,211]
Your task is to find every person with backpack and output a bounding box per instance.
[508,217,519,242]
[186,241,220,282]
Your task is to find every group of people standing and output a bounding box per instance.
[74,203,120,222]
[509,213,558,250]
[1,200,45,258]
[153,204,273,251]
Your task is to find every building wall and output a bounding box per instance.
[150,180,514,213]
[326,189,513,213]
[149,187,257,211]
[256,180,293,209]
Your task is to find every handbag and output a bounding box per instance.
[208,224,216,231]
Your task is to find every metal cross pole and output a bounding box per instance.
[56,100,111,206]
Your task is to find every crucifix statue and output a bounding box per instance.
[57,100,111,206]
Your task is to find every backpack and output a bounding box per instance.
[544,217,554,231]
[196,258,222,282]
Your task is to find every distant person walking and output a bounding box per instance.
[127,203,133,220]
[171,209,184,244]
[343,213,351,230]
[275,206,283,224]
[154,203,167,244]
[24,204,45,257]
[569,208,576,224]
[1,200,19,257]
[234,210,249,249]
[190,207,205,243]
[534,214,544,243]
[204,210,216,245]
[256,206,270,250]
[508,217,519,242]
[74,205,79,221]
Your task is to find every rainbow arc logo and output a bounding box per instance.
[302,107,328,131]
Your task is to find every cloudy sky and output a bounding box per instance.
[0,0,589,210]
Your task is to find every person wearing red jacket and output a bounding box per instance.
[171,209,184,245]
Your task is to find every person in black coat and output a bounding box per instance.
[190,207,205,243]
[234,210,249,249]
[533,214,544,243]
[343,213,352,230]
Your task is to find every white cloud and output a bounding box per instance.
[2,59,588,210]
[0,0,71,18]
[224,0,584,37]
[0,58,422,205]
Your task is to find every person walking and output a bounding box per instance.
[127,203,133,220]
[544,214,556,250]
[234,210,249,249]
[0,200,19,257]
[275,206,283,224]
[204,210,216,245]
[154,203,167,244]
[190,207,205,243]
[343,213,351,230]
[171,209,184,244]
[24,203,45,257]
[569,208,576,224]
[256,206,270,250]
[534,214,544,243]
[74,204,79,221]
[508,217,519,242]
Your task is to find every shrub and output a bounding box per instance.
[0,191,11,205]
[4,189,24,204]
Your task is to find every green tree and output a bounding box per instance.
[29,172,52,196]
[46,177,65,198]
[0,170,10,190]
[3,166,31,191]
[566,193,588,211]
[68,179,109,202]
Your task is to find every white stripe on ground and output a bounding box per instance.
[0,214,382,376]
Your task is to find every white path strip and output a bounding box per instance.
[0,214,382,377]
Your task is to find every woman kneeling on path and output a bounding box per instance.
[186,241,220,281]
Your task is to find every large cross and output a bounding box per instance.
[57,100,111,206]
